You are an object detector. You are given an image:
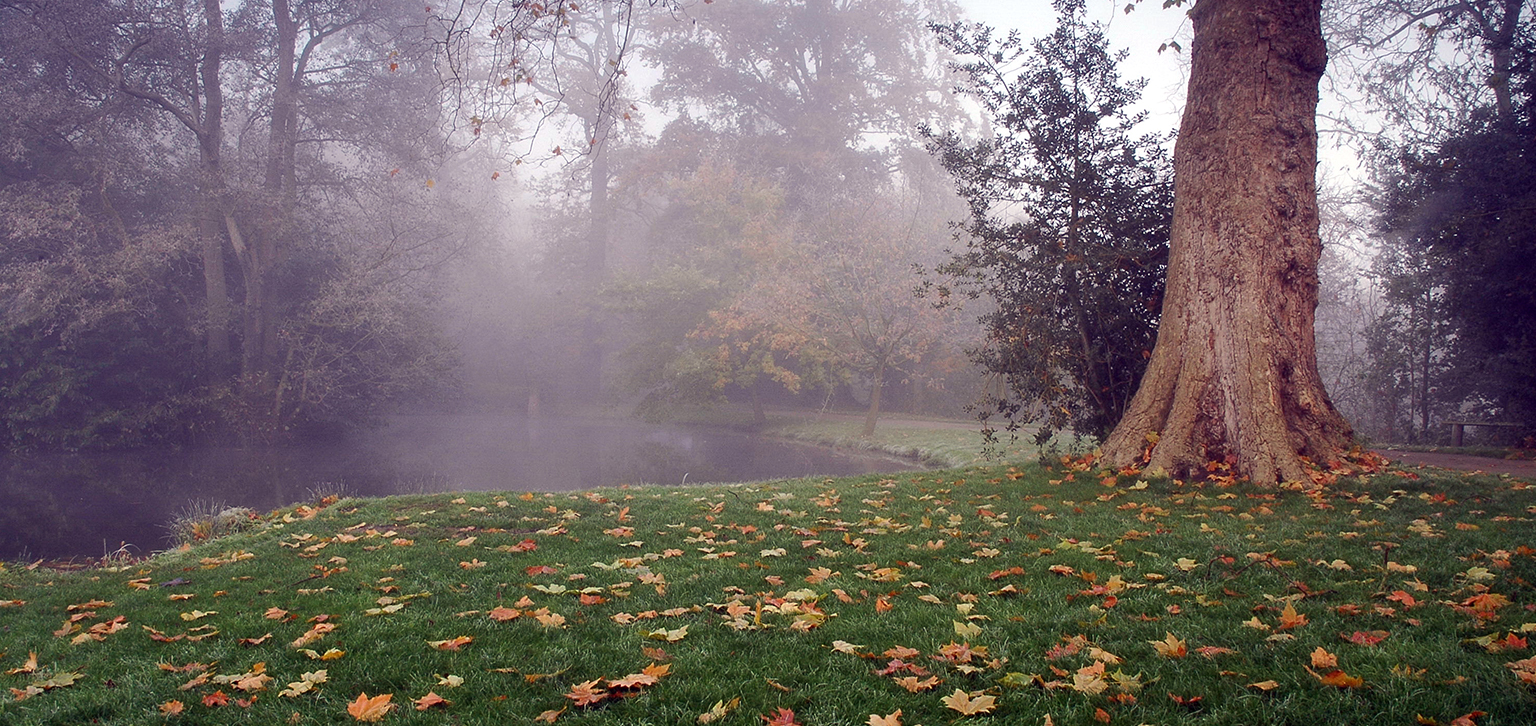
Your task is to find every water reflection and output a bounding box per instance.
[1,414,918,561]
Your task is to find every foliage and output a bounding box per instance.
[924,0,1173,442]
[646,0,964,208]
[1366,59,1536,440]
[4,460,1536,724]
[0,0,479,449]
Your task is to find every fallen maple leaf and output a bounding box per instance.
[867,709,903,726]
[414,692,451,710]
[1307,667,1365,688]
[5,652,37,676]
[1310,647,1338,669]
[159,700,184,716]
[1277,602,1309,630]
[942,688,997,716]
[534,707,566,723]
[202,690,230,707]
[488,607,521,622]
[1072,661,1109,695]
[894,675,941,692]
[1505,657,1536,683]
[1150,632,1187,658]
[762,707,803,726]
[698,697,741,723]
[1449,712,1487,726]
[347,692,394,721]
[565,679,608,707]
[427,636,473,651]
[1343,630,1389,646]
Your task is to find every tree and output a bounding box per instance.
[1365,86,1536,437]
[925,0,1174,442]
[647,0,963,206]
[769,193,958,436]
[1100,0,1354,484]
[1361,238,1458,442]
[1326,0,1531,141]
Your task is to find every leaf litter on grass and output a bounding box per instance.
[2,460,1536,724]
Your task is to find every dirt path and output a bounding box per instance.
[1371,449,1536,479]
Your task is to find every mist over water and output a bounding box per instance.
[0,413,919,562]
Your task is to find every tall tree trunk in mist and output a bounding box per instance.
[237,0,300,389]
[197,0,232,375]
[575,0,622,403]
[1101,0,1352,484]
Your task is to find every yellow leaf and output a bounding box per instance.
[698,696,740,723]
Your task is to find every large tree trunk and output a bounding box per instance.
[1100,0,1352,484]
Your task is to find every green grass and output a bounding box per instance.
[4,462,1536,725]
[761,418,1009,468]
[1376,444,1533,461]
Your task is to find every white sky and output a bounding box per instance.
[958,0,1193,134]
[957,0,1366,183]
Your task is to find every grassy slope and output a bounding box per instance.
[3,461,1536,725]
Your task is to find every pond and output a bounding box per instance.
[0,414,921,562]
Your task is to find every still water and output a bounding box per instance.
[0,414,919,562]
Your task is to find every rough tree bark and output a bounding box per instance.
[1100,0,1353,484]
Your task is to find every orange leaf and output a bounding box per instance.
[534,707,566,723]
[565,679,608,706]
[1449,711,1487,726]
[202,690,230,707]
[867,710,903,726]
[427,636,473,651]
[488,607,522,622]
[609,672,659,689]
[1150,632,1187,658]
[159,700,184,716]
[1310,647,1338,668]
[413,692,451,710]
[347,692,395,721]
[1094,707,1111,723]
[1277,602,1309,630]
[1307,667,1364,688]
[894,675,940,692]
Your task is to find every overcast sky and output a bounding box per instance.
[959,0,1365,182]
[959,0,1192,134]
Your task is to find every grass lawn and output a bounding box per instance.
[4,459,1536,725]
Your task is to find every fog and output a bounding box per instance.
[2,0,1530,560]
